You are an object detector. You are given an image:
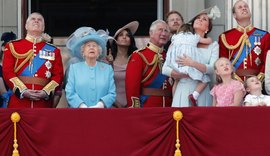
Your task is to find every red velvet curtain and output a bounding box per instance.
[0,108,177,156]
[1,107,270,156]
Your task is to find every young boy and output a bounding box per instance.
[244,76,270,106]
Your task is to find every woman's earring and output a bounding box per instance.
[107,49,114,62]
[205,31,208,34]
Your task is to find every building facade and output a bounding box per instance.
[1,0,269,42]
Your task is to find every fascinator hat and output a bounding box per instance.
[113,21,139,38]
[188,5,221,23]
[66,27,112,60]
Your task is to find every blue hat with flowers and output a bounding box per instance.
[66,27,111,60]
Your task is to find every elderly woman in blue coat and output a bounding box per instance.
[65,27,116,108]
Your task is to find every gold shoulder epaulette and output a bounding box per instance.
[221,32,247,50]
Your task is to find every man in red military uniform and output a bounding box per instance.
[219,0,270,83]
[2,12,64,108]
[126,19,172,107]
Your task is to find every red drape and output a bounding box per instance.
[1,107,270,156]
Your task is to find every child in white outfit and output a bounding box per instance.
[164,23,212,105]
[244,76,270,106]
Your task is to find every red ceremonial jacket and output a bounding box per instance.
[219,25,270,82]
[2,35,64,108]
[125,42,172,107]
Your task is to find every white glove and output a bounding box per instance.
[79,103,88,108]
[88,101,104,108]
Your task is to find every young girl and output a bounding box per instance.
[163,23,212,106]
[210,57,245,106]
[244,76,270,106]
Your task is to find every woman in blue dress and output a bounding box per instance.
[65,27,116,108]
[162,6,220,107]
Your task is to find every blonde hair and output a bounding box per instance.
[243,75,257,89]
[214,57,234,84]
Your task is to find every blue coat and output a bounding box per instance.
[65,61,116,108]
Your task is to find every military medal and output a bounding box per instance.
[46,50,55,60]
[45,60,52,69]
[39,49,55,60]
[257,36,261,46]
[45,61,52,78]
[39,50,45,58]
[45,70,51,78]
[49,52,55,60]
[254,36,258,45]
[255,57,261,66]
[253,35,262,56]
[254,46,261,55]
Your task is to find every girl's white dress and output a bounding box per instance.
[167,32,210,83]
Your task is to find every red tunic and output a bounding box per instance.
[125,43,172,107]
[219,25,270,81]
[3,37,64,108]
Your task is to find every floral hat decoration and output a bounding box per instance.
[66,27,112,60]
[188,5,221,23]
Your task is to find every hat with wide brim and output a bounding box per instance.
[66,27,109,60]
[188,5,221,23]
[113,21,139,38]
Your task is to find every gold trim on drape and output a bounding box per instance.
[173,110,183,156]
[11,112,21,156]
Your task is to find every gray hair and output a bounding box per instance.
[25,12,45,32]
[80,42,103,59]
[26,12,44,23]
[149,19,169,32]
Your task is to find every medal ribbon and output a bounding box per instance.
[20,44,56,76]
[233,29,266,70]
